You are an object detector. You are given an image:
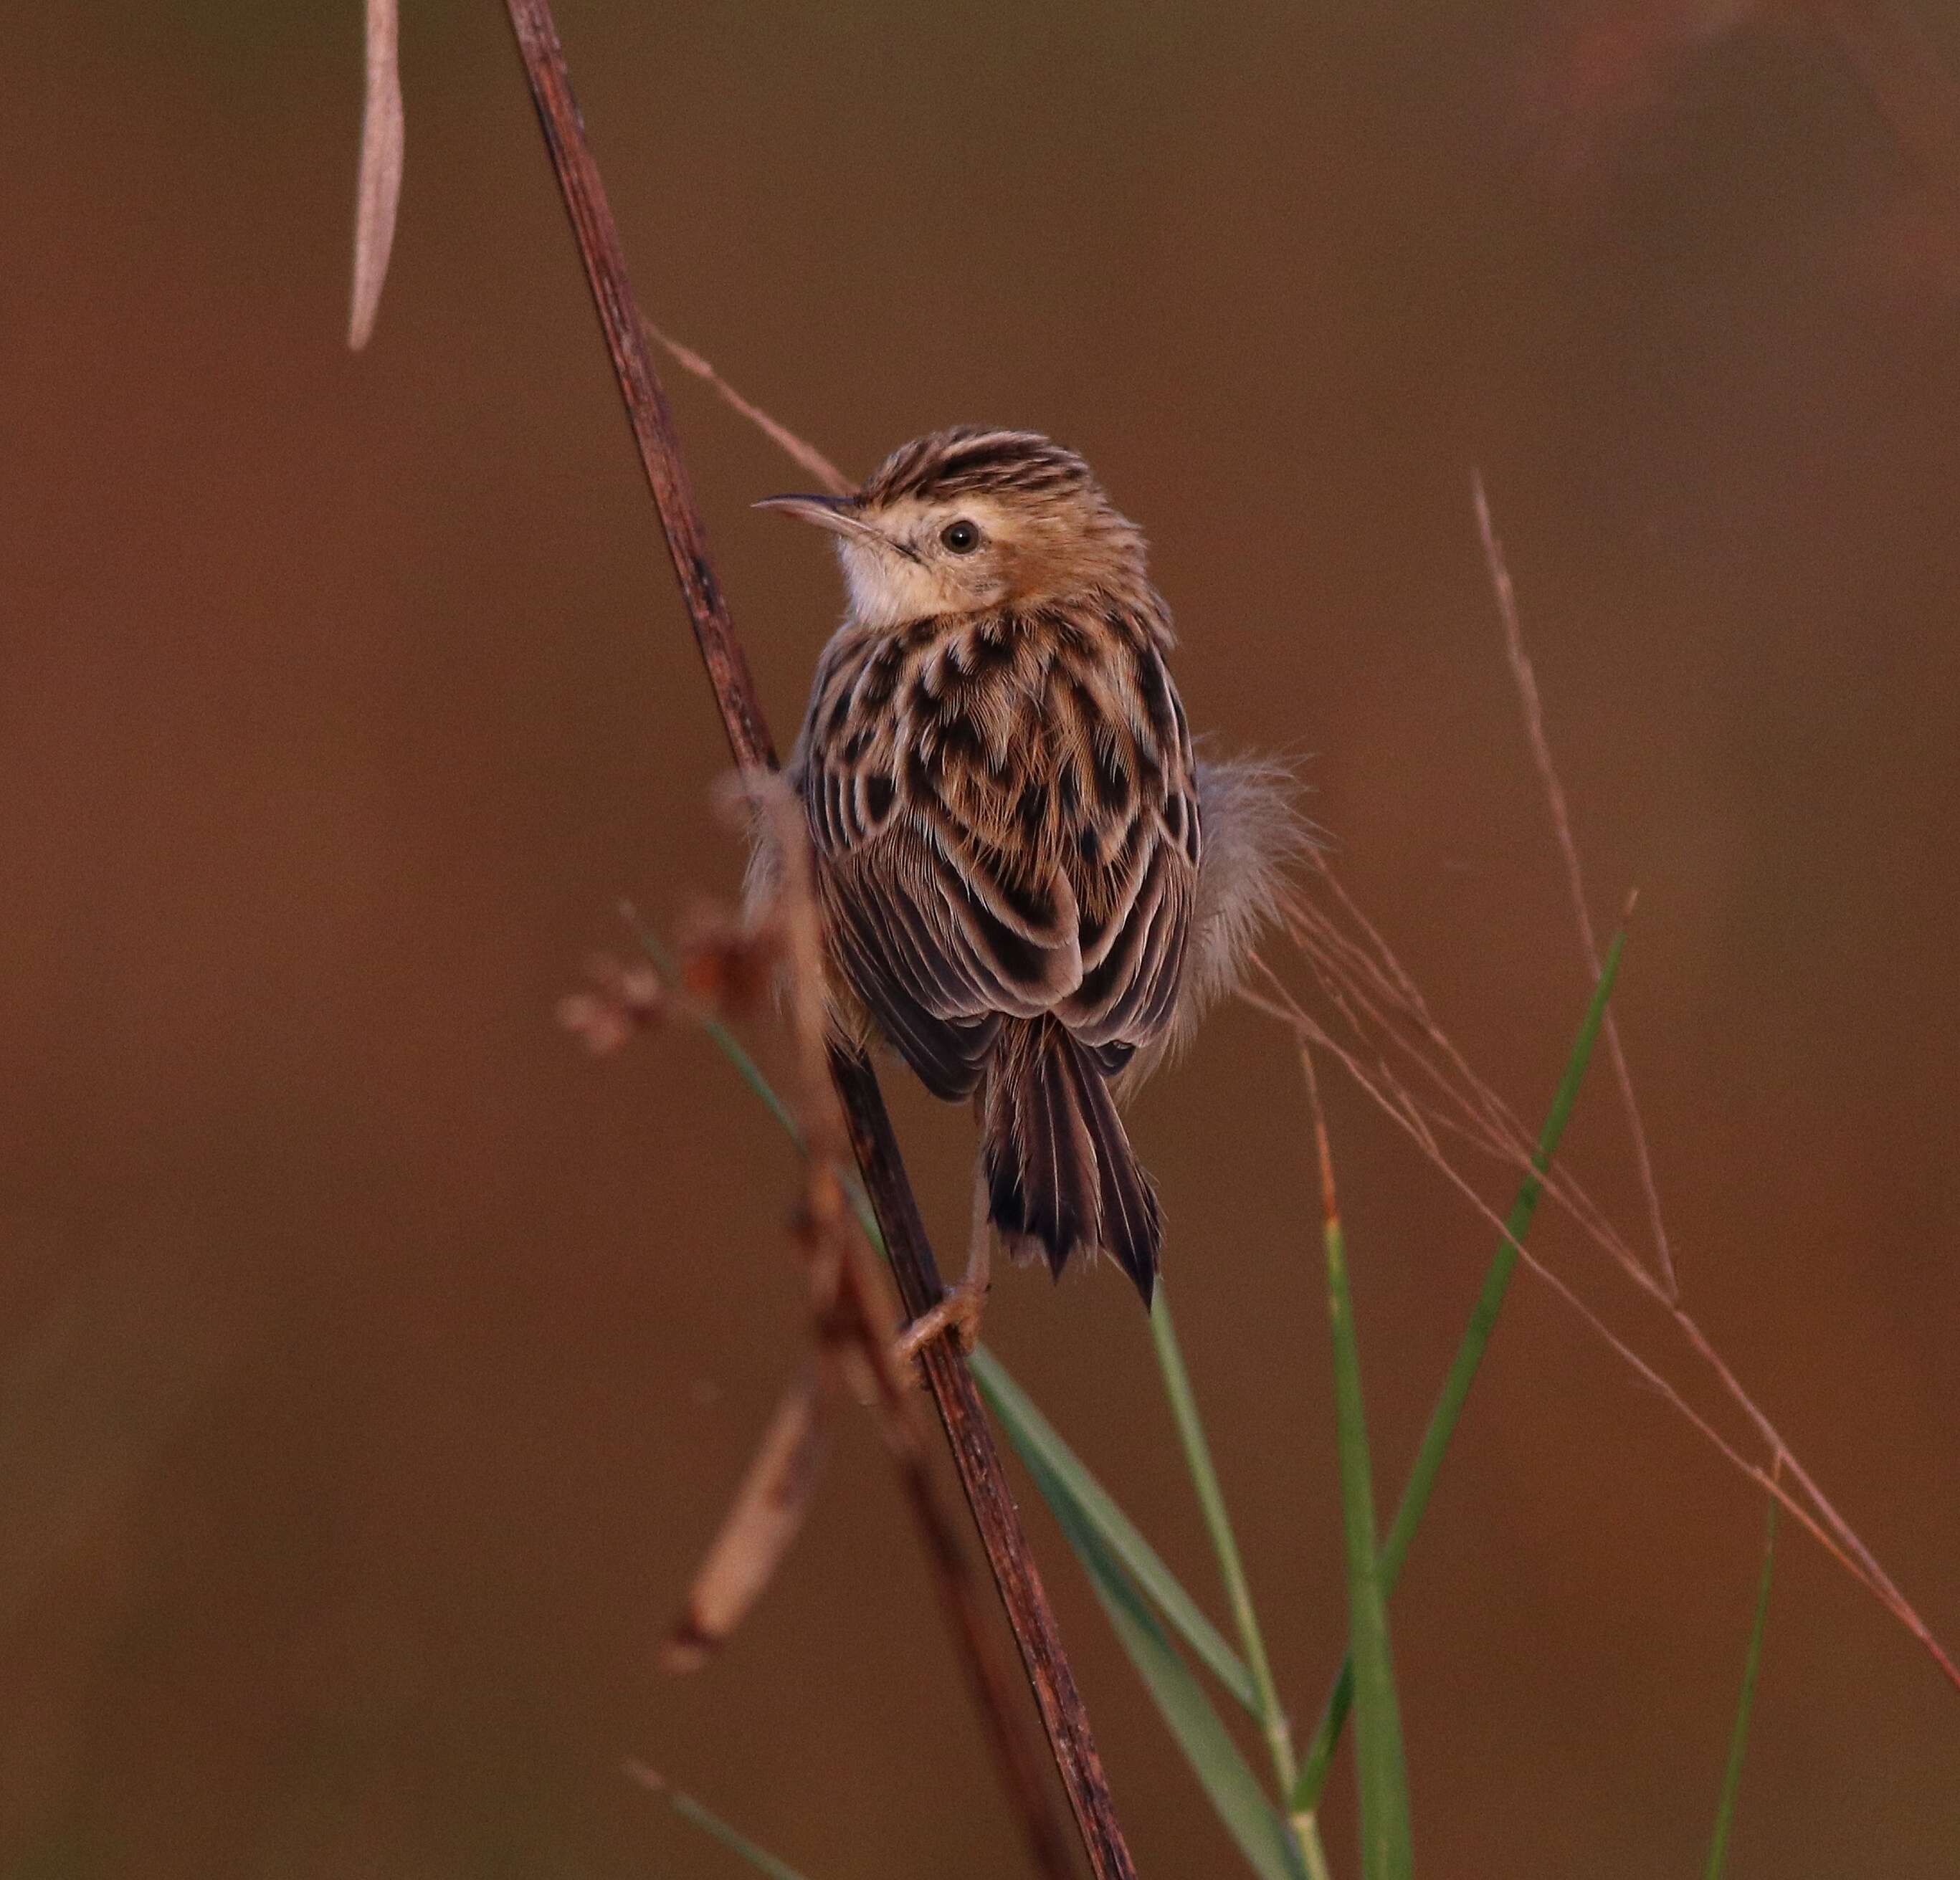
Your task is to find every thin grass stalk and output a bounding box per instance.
[1035,1435,1308,1880]
[626,1763,814,1880]
[1259,935,1960,1698]
[974,1346,1261,1712]
[1297,1823,1336,1880]
[496,6,1133,1870]
[1147,1289,1299,1793]
[1471,484,1960,1697]
[1293,925,1626,1814]
[1307,1052,1413,1880]
[1705,1488,1779,1880]
[1475,475,1674,1301]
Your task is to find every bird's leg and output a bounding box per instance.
[890,1172,992,1375]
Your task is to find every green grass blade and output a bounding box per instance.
[1705,1491,1778,1880]
[1293,926,1627,1817]
[627,1765,814,1880]
[1027,1437,1306,1880]
[1320,1149,1413,1879]
[630,917,1265,1729]
[972,1344,1260,1714]
[1148,1285,1299,1793]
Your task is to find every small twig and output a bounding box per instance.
[644,319,852,497]
[498,4,1133,1871]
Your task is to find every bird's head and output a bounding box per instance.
[758,427,1150,629]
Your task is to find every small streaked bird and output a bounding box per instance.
[758,427,1299,1341]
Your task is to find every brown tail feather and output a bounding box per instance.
[983,1017,1162,1305]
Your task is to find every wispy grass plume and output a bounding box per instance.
[1294,925,1627,1813]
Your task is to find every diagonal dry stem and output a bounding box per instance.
[496,6,1131,1870]
[760,782,1080,1880]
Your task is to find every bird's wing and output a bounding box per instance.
[794,626,1082,1100]
[1051,631,1198,1070]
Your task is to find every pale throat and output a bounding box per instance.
[837,537,971,631]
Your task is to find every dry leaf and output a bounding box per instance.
[348,0,404,350]
[661,1365,829,1672]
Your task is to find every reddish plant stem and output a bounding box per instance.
[499,3,1136,1872]
[832,1046,1140,1880]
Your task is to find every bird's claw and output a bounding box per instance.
[890,1278,989,1383]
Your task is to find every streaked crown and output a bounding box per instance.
[860,427,1098,510]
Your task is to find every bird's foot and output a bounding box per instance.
[890,1277,989,1383]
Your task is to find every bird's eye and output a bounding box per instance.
[941,520,981,554]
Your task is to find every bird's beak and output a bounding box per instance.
[756,492,867,537]
[755,492,915,559]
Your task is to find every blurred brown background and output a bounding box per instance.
[4,1,1959,1874]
